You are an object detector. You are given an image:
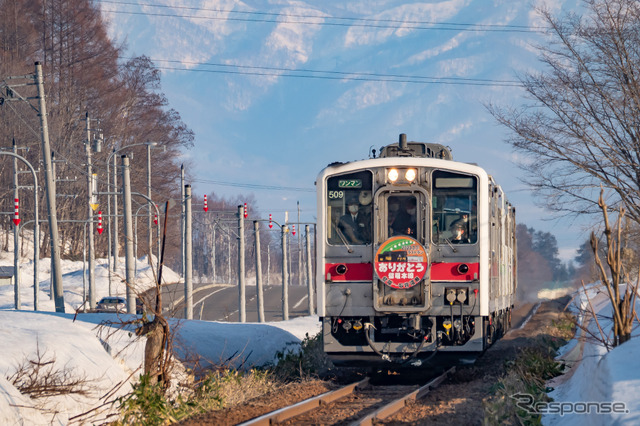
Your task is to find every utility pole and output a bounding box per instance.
[122,155,135,314]
[180,164,185,279]
[237,205,246,322]
[184,184,193,319]
[85,113,96,310]
[35,62,64,313]
[112,151,119,272]
[306,224,314,315]
[298,201,301,286]
[146,142,153,264]
[211,221,216,282]
[254,221,265,322]
[12,141,20,310]
[227,229,231,283]
[282,225,289,321]
[106,149,113,295]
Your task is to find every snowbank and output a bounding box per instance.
[544,284,640,425]
[0,240,320,424]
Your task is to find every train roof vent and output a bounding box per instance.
[378,133,453,160]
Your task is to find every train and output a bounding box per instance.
[315,134,517,366]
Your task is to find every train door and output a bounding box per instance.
[372,189,430,311]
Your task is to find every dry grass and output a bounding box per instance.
[7,343,91,399]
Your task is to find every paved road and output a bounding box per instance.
[160,282,314,322]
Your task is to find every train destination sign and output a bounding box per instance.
[337,179,362,188]
[374,236,429,289]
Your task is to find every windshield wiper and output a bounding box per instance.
[444,238,457,253]
[335,226,354,253]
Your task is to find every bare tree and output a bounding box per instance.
[487,0,640,223]
[0,0,194,261]
[590,189,638,346]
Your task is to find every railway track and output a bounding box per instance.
[239,367,455,426]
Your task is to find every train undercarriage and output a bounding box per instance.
[322,308,512,366]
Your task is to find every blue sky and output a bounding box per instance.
[100,0,589,261]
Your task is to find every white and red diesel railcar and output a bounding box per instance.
[316,134,517,365]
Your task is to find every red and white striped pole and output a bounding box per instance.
[13,198,20,226]
[292,224,296,236]
[97,211,103,235]
[244,202,248,218]
[154,214,158,225]
[269,213,273,229]
[203,194,208,212]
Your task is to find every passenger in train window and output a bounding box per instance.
[401,197,417,237]
[469,204,478,242]
[357,191,373,242]
[388,196,416,237]
[338,198,369,244]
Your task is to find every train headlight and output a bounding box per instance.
[405,168,417,182]
[387,168,418,184]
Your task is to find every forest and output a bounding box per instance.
[0,0,198,269]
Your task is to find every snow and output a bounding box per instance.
[2,235,640,424]
[543,283,640,425]
[0,238,320,425]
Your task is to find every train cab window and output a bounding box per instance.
[387,195,418,238]
[326,171,373,246]
[431,170,478,245]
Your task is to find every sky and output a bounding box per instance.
[96,0,592,261]
[1,235,639,424]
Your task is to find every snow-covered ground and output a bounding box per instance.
[1,233,639,424]
[542,283,640,425]
[0,236,320,425]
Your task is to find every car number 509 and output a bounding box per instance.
[328,191,344,199]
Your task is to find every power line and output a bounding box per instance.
[96,1,548,34]
[121,55,523,87]
[151,65,521,87]
[138,58,521,86]
[191,178,315,193]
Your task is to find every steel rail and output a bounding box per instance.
[353,366,455,425]
[240,366,454,425]
[239,378,370,425]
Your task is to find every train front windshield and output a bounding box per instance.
[431,170,478,245]
[326,171,373,246]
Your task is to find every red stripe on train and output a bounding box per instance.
[430,262,479,281]
[325,263,373,281]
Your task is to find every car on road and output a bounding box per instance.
[96,296,126,313]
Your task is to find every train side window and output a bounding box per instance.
[431,170,477,245]
[326,171,373,246]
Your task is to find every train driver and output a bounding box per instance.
[450,211,475,243]
[450,212,472,243]
[338,198,370,244]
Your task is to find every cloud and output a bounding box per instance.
[316,81,405,122]
[344,0,469,47]
[406,32,467,63]
[146,0,250,64]
[443,120,473,138]
[218,4,327,111]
